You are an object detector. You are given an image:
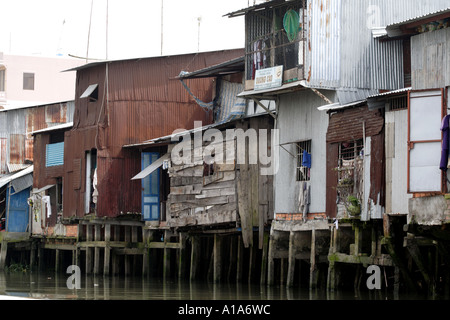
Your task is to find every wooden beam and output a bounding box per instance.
[251,98,277,120]
[213,234,222,283]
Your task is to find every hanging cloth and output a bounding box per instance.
[283,9,300,42]
[440,115,450,171]
[42,195,52,218]
[302,150,311,169]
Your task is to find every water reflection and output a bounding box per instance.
[0,272,424,300]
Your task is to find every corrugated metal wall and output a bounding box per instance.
[411,27,450,90]
[306,0,450,91]
[0,101,74,174]
[64,49,245,218]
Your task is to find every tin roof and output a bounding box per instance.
[0,165,33,189]
[224,0,287,18]
[177,56,244,79]
[30,122,73,136]
[386,7,450,37]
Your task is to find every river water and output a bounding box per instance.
[0,272,427,300]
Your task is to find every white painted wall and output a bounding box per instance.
[274,89,335,215]
[385,109,412,215]
[0,54,84,108]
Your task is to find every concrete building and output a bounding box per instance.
[0,53,84,110]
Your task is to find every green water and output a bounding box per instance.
[0,272,426,300]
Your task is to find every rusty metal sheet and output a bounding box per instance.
[326,105,384,144]
[63,49,244,219]
[9,134,25,165]
[0,138,6,174]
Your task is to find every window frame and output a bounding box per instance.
[296,140,311,182]
[23,72,35,90]
[407,88,445,194]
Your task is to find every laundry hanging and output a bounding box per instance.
[440,114,450,171]
[42,195,51,218]
[302,150,311,169]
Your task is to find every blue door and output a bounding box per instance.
[142,152,160,221]
[6,186,30,232]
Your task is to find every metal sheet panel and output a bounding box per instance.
[411,27,450,90]
[9,134,25,165]
[6,186,30,232]
[65,49,244,218]
[10,173,33,194]
[306,0,450,91]
[45,142,64,167]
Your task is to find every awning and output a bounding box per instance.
[131,153,170,180]
[237,80,307,100]
[0,165,34,189]
[32,184,56,194]
[80,84,98,99]
[317,100,367,113]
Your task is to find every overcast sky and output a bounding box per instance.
[0,0,248,60]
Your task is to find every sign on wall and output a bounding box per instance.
[254,66,283,91]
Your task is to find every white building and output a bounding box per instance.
[0,53,84,109]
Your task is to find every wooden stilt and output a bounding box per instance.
[142,229,151,277]
[213,234,222,283]
[55,248,60,273]
[38,244,44,272]
[163,230,171,279]
[30,241,36,272]
[260,232,269,285]
[112,250,119,276]
[94,224,101,274]
[104,224,111,276]
[0,240,8,270]
[236,235,244,283]
[267,233,274,286]
[310,228,317,290]
[287,231,295,288]
[178,232,186,280]
[86,224,93,274]
[227,236,235,282]
[190,235,200,281]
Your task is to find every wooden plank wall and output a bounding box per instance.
[166,137,238,228]
[166,115,274,250]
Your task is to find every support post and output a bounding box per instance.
[190,235,200,281]
[178,232,186,280]
[287,231,295,287]
[163,230,171,279]
[0,240,7,270]
[213,234,222,283]
[260,231,269,285]
[104,224,111,276]
[236,235,244,282]
[86,224,93,274]
[267,233,275,286]
[310,228,317,289]
[94,224,101,274]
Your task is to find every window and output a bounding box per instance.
[389,95,408,111]
[23,72,35,90]
[337,139,364,189]
[80,84,98,102]
[45,142,64,167]
[339,140,364,163]
[408,89,444,193]
[85,149,97,214]
[246,0,306,81]
[296,140,311,182]
[0,68,5,92]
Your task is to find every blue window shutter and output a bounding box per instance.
[46,142,64,167]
